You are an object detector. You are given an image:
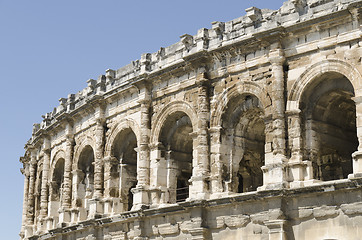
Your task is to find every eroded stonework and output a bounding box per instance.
[20,0,362,239]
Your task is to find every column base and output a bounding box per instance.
[149,187,163,207]
[210,191,236,199]
[58,208,71,226]
[348,172,362,179]
[258,182,288,191]
[103,197,123,215]
[131,186,150,210]
[70,208,79,224]
[88,198,104,219]
[45,216,57,231]
[289,179,321,188]
[261,159,288,190]
[188,176,210,200]
[352,151,362,174]
[25,225,34,239]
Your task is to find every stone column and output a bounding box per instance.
[103,156,120,215]
[350,97,362,178]
[71,169,83,222]
[59,127,74,224]
[88,103,106,218]
[305,119,320,180]
[94,118,105,198]
[209,126,224,196]
[287,109,313,187]
[270,49,286,157]
[20,166,30,238]
[149,142,166,206]
[27,153,37,225]
[39,137,51,219]
[133,85,151,209]
[166,150,177,203]
[138,98,151,187]
[261,48,288,189]
[189,72,210,200]
[103,156,118,199]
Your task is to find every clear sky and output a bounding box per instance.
[0,0,286,238]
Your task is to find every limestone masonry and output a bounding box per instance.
[20,0,362,239]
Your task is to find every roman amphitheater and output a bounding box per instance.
[20,0,362,239]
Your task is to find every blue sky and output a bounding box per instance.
[0,0,286,238]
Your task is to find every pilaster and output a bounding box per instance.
[260,48,288,190]
[209,126,224,197]
[39,137,51,219]
[60,123,74,224]
[88,114,106,218]
[133,84,152,209]
[349,96,362,178]
[286,110,314,187]
[20,165,30,238]
[94,119,105,198]
[189,72,210,200]
[27,151,37,226]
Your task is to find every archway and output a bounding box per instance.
[159,111,193,203]
[76,145,95,220]
[301,72,357,180]
[221,94,265,193]
[48,158,65,223]
[112,128,138,211]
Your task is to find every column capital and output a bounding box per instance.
[195,72,209,86]
[268,48,285,65]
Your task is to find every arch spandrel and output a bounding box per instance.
[150,101,198,145]
[210,81,272,128]
[287,59,362,110]
[104,119,141,158]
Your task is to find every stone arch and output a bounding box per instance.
[151,101,198,145]
[216,91,266,193]
[47,151,65,223]
[149,101,198,204]
[104,118,140,158]
[49,150,65,179]
[288,59,360,181]
[211,81,272,128]
[73,136,96,166]
[287,59,362,109]
[105,120,140,212]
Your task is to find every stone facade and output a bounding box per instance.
[20,0,362,239]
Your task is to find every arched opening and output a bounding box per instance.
[51,159,65,202]
[112,128,138,211]
[77,145,95,218]
[49,158,65,223]
[159,112,193,203]
[301,72,357,180]
[221,95,265,193]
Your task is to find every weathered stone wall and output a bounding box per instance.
[20,0,362,239]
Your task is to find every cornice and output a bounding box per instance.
[26,0,362,146]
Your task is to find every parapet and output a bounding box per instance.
[30,0,360,140]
